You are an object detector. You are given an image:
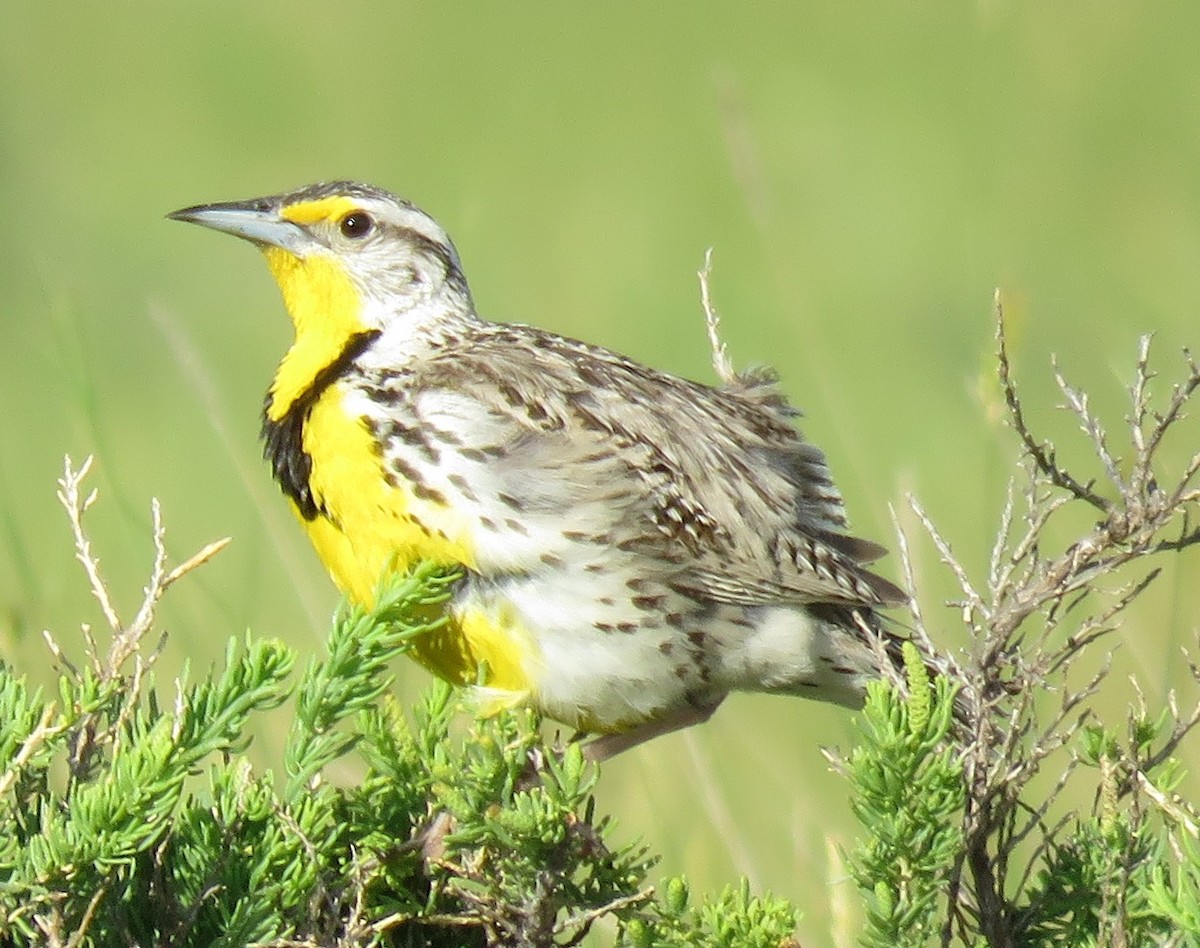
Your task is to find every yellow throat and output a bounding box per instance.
[263,198,371,419]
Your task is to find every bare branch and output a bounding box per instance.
[698,248,737,385]
[903,297,1200,944]
[908,495,987,624]
[165,536,232,587]
[1053,359,1122,492]
[890,504,961,681]
[994,292,1110,512]
[988,479,1016,592]
[63,886,107,948]
[57,455,123,634]
[50,457,230,789]
[1136,770,1200,838]
[1142,345,1200,463]
[41,628,78,677]
[54,456,232,685]
[1127,335,1154,489]
[0,705,66,797]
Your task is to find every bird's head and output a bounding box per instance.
[170,181,474,412]
[170,180,473,333]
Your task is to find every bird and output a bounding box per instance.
[169,181,909,762]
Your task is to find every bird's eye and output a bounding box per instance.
[339,211,373,239]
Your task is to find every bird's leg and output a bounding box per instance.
[514,697,728,791]
[428,698,729,859]
[581,695,726,764]
[415,809,454,862]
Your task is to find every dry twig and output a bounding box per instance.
[50,456,230,786]
[698,249,737,386]
[898,292,1200,945]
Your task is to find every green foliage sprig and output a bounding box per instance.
[843,644,964,948]
[0,458,798,947]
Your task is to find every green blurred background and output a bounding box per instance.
[2,3,1198,942]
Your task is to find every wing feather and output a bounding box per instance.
[393,322,904,609]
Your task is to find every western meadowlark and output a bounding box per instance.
[169,181,908,761]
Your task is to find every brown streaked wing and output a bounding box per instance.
[410,321,904,610]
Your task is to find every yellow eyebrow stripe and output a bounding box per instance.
[280,195,360,225]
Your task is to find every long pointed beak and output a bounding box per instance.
[167,200,310,254]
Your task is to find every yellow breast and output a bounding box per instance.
[299,385,534,699]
